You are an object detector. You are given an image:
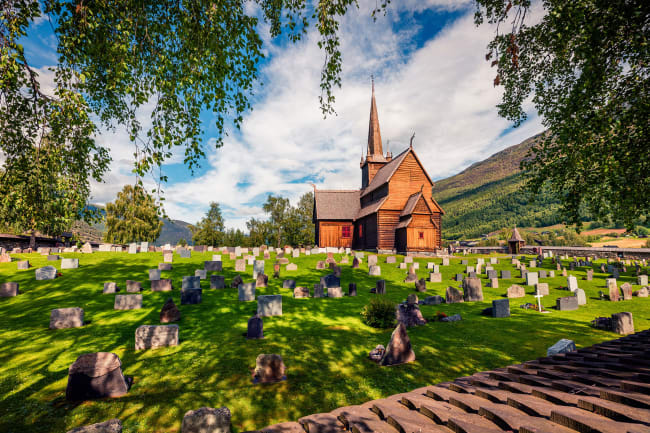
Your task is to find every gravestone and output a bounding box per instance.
[611,312,634,335]
[140,242,148,252]
[461,259,468,265]
[81,243,93,253]
[567,276,578,292]
[65,352,129,401]
[61,258,79,269]
[397,302,426,327]
[525,272,538,286]
[313,283,324,298]
[348,283,357,296]
[135,325,179,350]
[293,287,310,298]
[463,278,483,301]
[35,266,57,280]
[468,272,477,279]
[429,272,442,283]
[535,283,549,296]
[0,282,19,297]
[421,295,444,305]
[492,299,510,318]
[128,244,138,254]
[235,259,246,272]
[490,257,498,265]
[586,269,593,281]
[126,280,142,293]
[286,263,298,271]
[466,266,475,274]
[210,275,225,289]
[181,289,202,305]
[415,278,427,292]
[114,294,142,310]
[368,255,378,267]
[440,257,449,266]
[50,307,84,329]
[549,270,555,278]
[204,261,222,272]
[538,270,547,279]
[486,270,497,280]
[620,282,633,300]
[611,267,620,278]
[404,256,413,264]
[328,286,343,298]
[399,263,407,269]
[487,278,498,289]
[158,263,173,271]
[182,276,201,290]
[66,419,123,433]
[368,265,381,276]
[386,256,396,264]
[151,279,172,292]
[556,296,578,311]
[164,253,173,263]
[255,273,268,288]
[247,315,264,339]
[253,260,265,278]
[149,269,161,281]
[376,280,386,295]
[160,298,181,323]
[574,288,587,305]
[212,254,222,262]
[379,323,415,366]
[17,260,30,270]
[238,283,256,301]
[426,262,434,270]
[253,354,286,383]
[607,279,619,301]
[455,274,464,282]
[404,265,418,283]
[282,280,296,290]
[321,274,340,290]
[103,282,119,294]
[501,270,511,279]
[231,275,243,289]
[445,286,463,304]
[317,260,328,270]
[507,284,525,298]
[638,275,649,286]
[547,339,576,356]
[179,249,191,259]
[529,260,537,268]
[633,287,648,297]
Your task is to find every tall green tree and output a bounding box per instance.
[263,195,290,247]
[104,184,163,243]
[285,192,315,245]
[191,202,225,246]
[247,217,272,247]
[474,0,649,230]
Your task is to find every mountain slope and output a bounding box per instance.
[433,132,563,240]
[155,219,194,246]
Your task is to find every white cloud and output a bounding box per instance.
[161,7,543,230]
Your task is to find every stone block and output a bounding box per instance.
[195,269,207,280]
[501,270,511,279]
[535,283,549,296]
[160,298,181,323]
[35,266,57,280]
[574,288,587,305]
[421,295,444,305]
[489,278,499,288]
[17,260,30,270]
[462,278,483,301]
[386,256,396,264]
[429,272,442,283]
[547,339,576,356]
[442,258,450,266]
[179,249,191,259]
[125,280,142,293]
[163,253,173,263]
[313,284,324,298]
[61,258,79,269]
[66,419,123,433]
[567,275,578,292]
[238,283,256,301]
[204,261,222,272]
[50,307,84,329]
[182,276,201,290]
[253,354,286,384]
[65,352,129,401]
[445,286,463,304]
[620,282,633,300]
[526,272,539,286]
[556,296,578,311]
[375,280,386,295]
[158,263,172,271]
[147,269,160,281]
[135,325,179,350]
[492,299,510,318]
[181,289,202,305]
[348,283,357,296]
[151,279,172,292]
[638,275,648,286]
[611,312,634,335]
[293,287,310,298]
[606,278,619,301]
[0,282,19,297]
[328,287,343,298]
[282,280,296,290]
[114,294,142,310]
[235,259,246,272]
[257,295,282,316]
[368,255,378,266]
[47,255,60,261]
[368,265,381,276]
[507,284,525,298]
[210,275,225,289]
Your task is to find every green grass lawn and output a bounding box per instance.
[0,250,648,432]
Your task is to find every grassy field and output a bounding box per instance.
[0,250,649,433]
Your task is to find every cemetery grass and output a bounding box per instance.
[1,252,649,433]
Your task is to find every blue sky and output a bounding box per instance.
[20,1,543,230]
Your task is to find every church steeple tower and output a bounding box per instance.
[367,77,385,161]
[361,78,388,189]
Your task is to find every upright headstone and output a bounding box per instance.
[103,282,119,294]
[65,352,129,401]
[247,315,264,339]
[547,339,576,356]
[210,275,225,289]
[61,258,79,269]
[149,269,161,281]
[160,298,181,323]
[368,265,381,276]
[429,272,442,283]
[293,287,310,298]
[114,294,142,310]
[574,288,587,305]
[379,323,415,366]
[611,312,634,335]
[445,286,463,304]
[135,325,179,350]
[507,284,526,298]
[567,276,578,292]
[348,283,357,296]
[151,279,173,292]
[535,283,549,296]
[492,299,510,318]
[556,296,578,311]
[238,282,256,301]
[35,266,57,280]
[607,279,619,301]
[204,261,222,272]
[252,354,286,383]
[49,308,84,329]
[501,270,511,279]
[462,278,483,301]
[0,282,19,297]
[376,280,386,295]
[525,272,539,286]
[126,280,142,292]
[620,282,633,300]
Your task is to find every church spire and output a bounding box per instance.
[367,76,384,161]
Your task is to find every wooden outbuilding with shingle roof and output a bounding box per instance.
[313,83,444,252]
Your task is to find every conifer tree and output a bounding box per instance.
[104,184,163,243]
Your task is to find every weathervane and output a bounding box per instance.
[410,132,416,148]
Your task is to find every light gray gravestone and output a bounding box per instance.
[368,265,381,276]
[547,339,576,356]
[149,269,161,281]
[61,258,79,269]
[257,295,282,316]
[567,275,579,292]
[135,325,179,350]
[195,269,207,280]
[253,260,265,278]
[35,266,57,280]
[574,288,587,305]
[526,272,539,286]
[103,282,118,294]
[238,282,256,301]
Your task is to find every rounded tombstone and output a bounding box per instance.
[66,352,129,401]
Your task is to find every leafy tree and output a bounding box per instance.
[104,184,163,243]
[291,191,315,245]
[263,195,290,247]
[191,202,225,246]
[222,228,248,247]
[474,0,649,230]
[177,238,188,247]
[247,217,273,247]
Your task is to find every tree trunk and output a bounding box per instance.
[29,230,36,250]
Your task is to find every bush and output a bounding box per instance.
[645,238,650,248]
[361,297,397,328]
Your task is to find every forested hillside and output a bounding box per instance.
[433,132,564,240]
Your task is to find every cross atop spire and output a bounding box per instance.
[367,77,384,161]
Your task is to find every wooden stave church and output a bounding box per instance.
[313,84,444,252]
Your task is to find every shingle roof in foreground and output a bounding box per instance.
[253,329,650,433]
[314,190,360,221]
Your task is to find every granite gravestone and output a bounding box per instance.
[238,283,256,301]
[210,275,225,289]
[114,295,142,310]
[135,325,179,350]
[151,279,172,291]
[50,308,84,329]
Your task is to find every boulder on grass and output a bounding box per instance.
[182,407,231,433]
[160,298,181,323]
[252,354,286,384]
[611,312,634,335]
[66,419,122,433]
[462,278,483,301]
[379,323,415,366]
[66,352,130,401]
